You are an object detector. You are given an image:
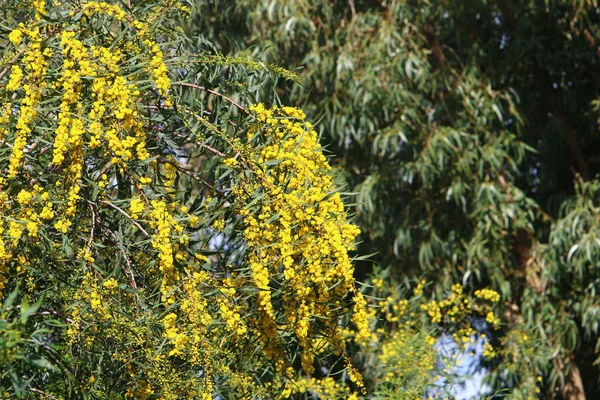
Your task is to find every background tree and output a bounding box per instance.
[194,0,600,398]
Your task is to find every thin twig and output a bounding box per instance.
[200,143,227,157]
[141,105,229,158]
[31,387,59,399]
[173,82,247,114]
[0,68,9,82]
[85,203,96,258]
[96,202,143,289]
[168,125,227,157]
[169,162,229,200]
[100,200,150,237]
[348,0,356,18]
[23,139,40,154]
[32,310,74,323]
[0,48,26,81]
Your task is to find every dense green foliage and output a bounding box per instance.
[195,1,600,398]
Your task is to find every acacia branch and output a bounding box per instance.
[0,48,26,81]
[173,82,247,114]
[100,200,150,237]
[200,143,227,157]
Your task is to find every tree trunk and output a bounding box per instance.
[511,229,587,400]
[554,356,586,400]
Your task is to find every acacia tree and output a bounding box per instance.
[0,0,376,397]
[196,0,600,398]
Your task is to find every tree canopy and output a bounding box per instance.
[0,1,371,397]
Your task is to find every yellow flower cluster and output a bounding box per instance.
[33,0,46,20]
[475,288,501,303]
[147,42,171,97]
[49,30,91,232]
[223,157,238,167]
[378,328,437,396]
[7,26,49,178]
[482,338,496,358]
[352,292,371,344]
[103,277,119,290]
[148,200,183,304]
[343,277,509,398]
[280,374,357,399]
[81,1,127,19]
[233,104,367,386]
[82,2,171,99]
[8,28,23,45]
[218,287,247,336]
[163,156,178,189]
[6,66,22,91]
[0,185,54,290]
[163,313,189,356]
[212,218,225,231]
[0,103,11,141]
[420,284,480,345]
[178,270,222,376]
[180,270,213,332]
[379,296,409,323]
[130,198,145,218]
[78,273,111,321]
[421,284,461,321]
[494,326,542,396]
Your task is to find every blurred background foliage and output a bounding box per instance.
[193,0,600,398]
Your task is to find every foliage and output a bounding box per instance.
[195,0,600,398]
[277,274,505,399]
[0,289,59,398]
